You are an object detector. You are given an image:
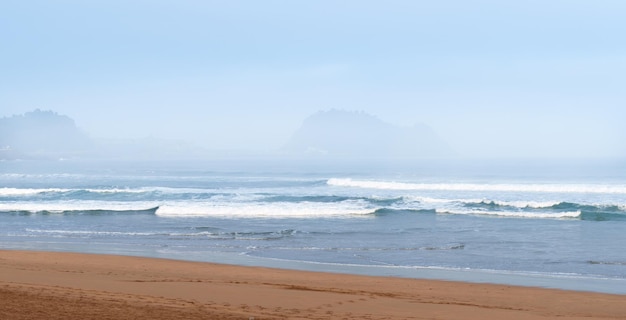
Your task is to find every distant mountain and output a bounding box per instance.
[283,110,453,158]
[0,109,92,159]
[0,109,214,161]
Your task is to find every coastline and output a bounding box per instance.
[1,250,625,319]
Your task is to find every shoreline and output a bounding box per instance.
[181,250,626,295]
[1,250,625,319]
[145,248,626,295]
[11,244,624,295]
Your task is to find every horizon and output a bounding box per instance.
[3,108,625,164]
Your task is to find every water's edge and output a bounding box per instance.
[6,245,624,295]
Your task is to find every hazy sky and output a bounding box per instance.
[1,0,625,158]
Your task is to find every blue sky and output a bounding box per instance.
[1,0,625,158]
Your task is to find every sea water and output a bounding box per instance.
[1,159,625,294]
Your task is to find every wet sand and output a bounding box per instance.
[1,250,625,319]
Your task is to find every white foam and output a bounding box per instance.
[0,186,257,197]
[402,196,461,204]
[328,178,626,194]
[0,187,70,196]
[490,200,562,209]
[0,187,150,196]
[393,196,563,210]
[85,188,148,194]
[139,186,219,194]
[435,209,581,219]
[156,201,376,218]
[450,199,562,209]
[0,201,159,213]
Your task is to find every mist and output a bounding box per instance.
[1,1,625,161]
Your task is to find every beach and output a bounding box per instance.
[1,250,625,319]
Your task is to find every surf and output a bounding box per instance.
[327,178,626,194]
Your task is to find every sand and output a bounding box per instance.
[1,250,625,319]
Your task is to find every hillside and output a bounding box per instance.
[0,109,92,159]
[283,110,453,158]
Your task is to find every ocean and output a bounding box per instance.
[1,159,625,294]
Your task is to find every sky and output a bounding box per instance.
[1,0,625,158]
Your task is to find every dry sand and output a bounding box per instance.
[1,250,625,319]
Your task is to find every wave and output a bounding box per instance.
[372,208,437,216]
[579,211,626,222]
[261,195,402,206]
[263,195,355,203]
[24,228,163,236]
[0,187,245,204]
[0,187,154,200]
[373,207,583,219]
[0,187,71,196]
[155,202,377,218]
[202,229,298,240]
[0,202,159,216]
[435,209,582,219]
[2,207,158,216]
[1,186,330,202]
[3,200,624,220]
[246,243,465,252]
[587,261,626,266]
[462,200,563,209]
[22,228,297,241]
[0,187,206,196]
[421,244,465,250]
[463,201,626,221]
[374,206,626,221]
[327,178,626,194]
[2,188,624,220]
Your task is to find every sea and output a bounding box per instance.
[1,158,626,294]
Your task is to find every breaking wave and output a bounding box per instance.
[155,202,376,218]
[462,201,626,221]
[2,185,624,220]
[436,209,582,219]
[1,207,159,216]
[327,178,626,194]
[0,202,159,216]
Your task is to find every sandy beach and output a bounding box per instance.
[1,250,625,320]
